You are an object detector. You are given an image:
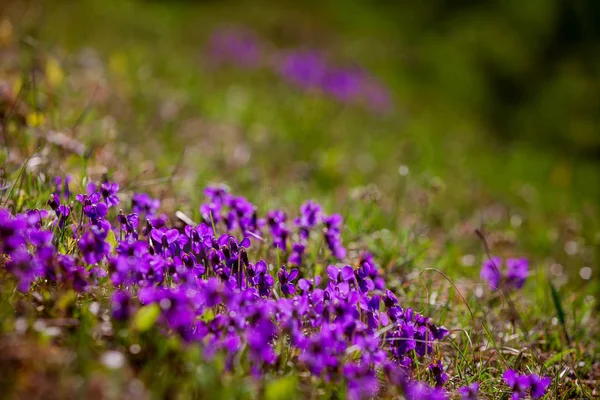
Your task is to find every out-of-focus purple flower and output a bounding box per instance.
[54,175,72,199]
[267,210,289,250]
[28,230,52,247]
[343,363,379,400]
[296,200,322,241]
[503,370,530,400]
[246,317,277,365]
[86,181,97,195]
[403,379,448,400]
[166,301,196,333]
[132,193,160,215]
[480,256,502,289]
[6,247,37,292]
[288,242,305,266]
[25,209,49,229]
[481,256,529,291]
[208,27,262,68]
[78,222,111,264]
[458,382,479,400]
[204,185,231,205]
[112,290,133,321]
[300,324,345,377]
[322,67,365,103]
[279,51,327,90]
[529,374,551,399]
[323,214,346,260]
[506,258,529,289]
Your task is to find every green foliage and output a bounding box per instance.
[134,303,161,332]
[265,376,298,400]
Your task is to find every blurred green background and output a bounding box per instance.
[23,0,600,154]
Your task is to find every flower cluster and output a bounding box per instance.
[0,208,89,293]
[279,50,391,112]
[206,27,392,114]
[480,256,529,291]
[1,178,455,398]
[503,370,551,399]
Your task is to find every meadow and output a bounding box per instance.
[0,0,598,398]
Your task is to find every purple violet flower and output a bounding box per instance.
[278,266,299,296]
[503,370,530,400]
[481,256,529,291]
[529,374,551,399]
[132,193,160,215]
[506,258,529,289]
[458,383,479,400]
[279,51,327,90]
[480,256,502,289]
[321,67,365,103]
[428,359,448,388]
[323,214,346,259]
[267,210,289,250]
[112,290,133,321]
[288,242,305,266]
[296,200,322,241]
[101,181,120,207]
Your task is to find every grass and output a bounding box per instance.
[1,0,599,398]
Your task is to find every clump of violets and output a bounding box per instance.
[503,370,551,399]
[480,256,529,290]
[8,176,564,400]
[205,26,393,114]
[0,207,89,292]
[278,51,392,112]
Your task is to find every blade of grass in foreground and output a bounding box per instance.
[549,280,571,345]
